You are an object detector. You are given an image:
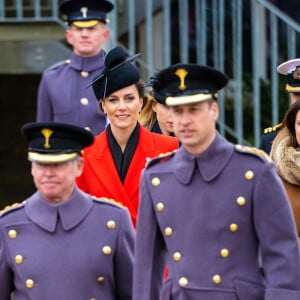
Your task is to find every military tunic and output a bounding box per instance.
[0,186,135,300]
[133,132,300,300]
[259,123,282,154]
[37,52,107,135]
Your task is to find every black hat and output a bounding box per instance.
[91,46,141,100]
[149,74,168,105]
[60,0,114,26]
[277,58,300,93]
[150,64,229,106]
[21,122,94,164]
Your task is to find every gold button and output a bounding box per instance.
[156,202,165,212]
[102,245,112,255]
[84,127,91,131]
[97,276,105,283]
[164,227,173,236]
[152,177,160,186]
[173,252,182,261]
[107,220,116,229]
[81,71,89,78]
[26,279,34,288]
[229,223,238,232]
[220,249,229,258]
[178,277,188,287]
[15,255,23,264]
[80,98,89,105]
[236,196,246,206]
[245,170,254,180]
[212,274,221,284]
[8,229,17,239]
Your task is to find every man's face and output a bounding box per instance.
[31,158,83,203]
[171,101,219,155]
[66,22,110,57]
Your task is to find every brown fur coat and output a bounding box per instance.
[270,126,300,239]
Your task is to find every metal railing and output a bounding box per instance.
[1,0,300,147]
[0,0,63,25]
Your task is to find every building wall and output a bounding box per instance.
[0,75,38,208]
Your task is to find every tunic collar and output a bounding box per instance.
[70,51,105,72]
[173,132,234,184]
[25,186,92,232]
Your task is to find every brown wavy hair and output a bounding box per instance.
[138,93,157,130]
[284,100,300,147]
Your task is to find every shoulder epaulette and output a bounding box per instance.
[263,123,282,134]
[46,59,70,71]
[146,150,177,169]
[0,201,25,217]
[92,196,123,208]
[235,144,272,162]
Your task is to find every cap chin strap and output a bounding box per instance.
[28,152,79,164]
[165,93,218,106]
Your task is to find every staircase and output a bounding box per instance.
[1,0,300,144]
[0,0,300,207]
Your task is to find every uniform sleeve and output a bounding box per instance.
[114,207,135,300]
[0,224,14,299]
[133,170,166,300]
[36,72,53,122]
[253,162,300,298]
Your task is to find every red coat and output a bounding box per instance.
[76,126,179,226]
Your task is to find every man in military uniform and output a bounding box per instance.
[37,0,114,135]
[0,122,135,299]
[133,64,300,299]
[260,58,300,153]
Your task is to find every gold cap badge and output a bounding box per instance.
[175,68,188,90]
[41,128,53,149]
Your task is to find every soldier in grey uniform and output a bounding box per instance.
[37,0,114,135]
[133,64,300,300]
[0,122,135,299]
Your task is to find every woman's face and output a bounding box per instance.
[295,110,300,145]
[152,101,174,135]
[101,84,143,131]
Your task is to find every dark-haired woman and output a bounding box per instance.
[270,100,300,241]
[76,46,179,226]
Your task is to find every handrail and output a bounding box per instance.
[256,0,300,31]
[1,0,300,147]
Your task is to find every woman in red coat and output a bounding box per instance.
[76,46,179,226]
